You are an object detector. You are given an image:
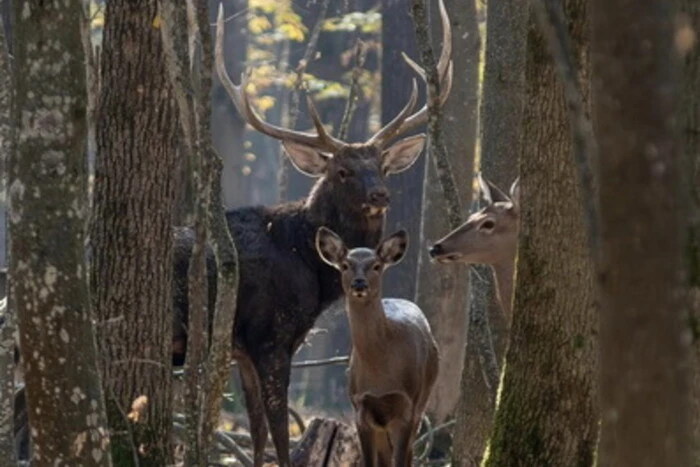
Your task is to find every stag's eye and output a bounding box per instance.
[480,219,496,231]
[337,168,351,181]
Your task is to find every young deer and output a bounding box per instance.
[428,174,519,316]
[316,227,439,467]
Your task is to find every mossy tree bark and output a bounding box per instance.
[482,2,598,465]
[451,0,527,464]
[8,0,111,464]
[592,0,692,465]
[92,1,178,464]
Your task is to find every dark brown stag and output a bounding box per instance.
[172,2,453,466]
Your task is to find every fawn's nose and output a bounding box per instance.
[368,188,389,206]
[350,278,368,292]
[428,243,443,258]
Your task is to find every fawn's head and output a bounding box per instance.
[316,227,408,301]
[429,174,519,266]
[215,0,453,218]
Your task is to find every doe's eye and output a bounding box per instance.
[340,262,350,271]
[480,219,496,231]
[372,263,382,272]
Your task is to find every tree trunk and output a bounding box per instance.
[381,0,425,301]
[92,1,178,464]
[592,0,692,465]
[451,0,527,464]
[9,1,111,464]
[482,2,597,465]
[414,0,479,425]
[680,0,700,464]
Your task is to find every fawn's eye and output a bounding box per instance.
[480,219,496,231]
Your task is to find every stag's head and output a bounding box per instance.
[215,0,453,218]
[429,174,520,266]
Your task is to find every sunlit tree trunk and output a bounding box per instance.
[92,1,178,464]
[482,2,597,465]
[593,0,692,465]
[9,0,111,463]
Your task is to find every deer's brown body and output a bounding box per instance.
[429,175,519,316]
[316,228,439,467]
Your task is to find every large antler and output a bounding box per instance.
[215,4,346,153]
[367,0,454,148]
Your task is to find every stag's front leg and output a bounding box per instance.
[255,350,293,467]
[237,356,268,467]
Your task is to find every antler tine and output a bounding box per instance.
[305,95,347,150]
[370,0,453,145]
[367,79,419,147]
[214,3,345,152]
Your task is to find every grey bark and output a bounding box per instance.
[92,1,178,464]
[0,10,13,464]
[451,0,527,464]
[592,0,692,465]
[9,0,111,464]
[414,0,479,424]
[482,2,597,465]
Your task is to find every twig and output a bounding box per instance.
[214,431,255,467]
[410,0,462,229]
[287,406,306,434]
[337,39,367,140]
[534,0,600,262]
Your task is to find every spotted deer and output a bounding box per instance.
[170,2,454,466]
[428,174,520,316]
[315,227,439,467]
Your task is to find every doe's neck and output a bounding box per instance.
[346,297,389,358]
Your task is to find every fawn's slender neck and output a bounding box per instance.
[491,256,515,318]
[346,298,389,359]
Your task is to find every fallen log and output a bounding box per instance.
[291,417,361,467]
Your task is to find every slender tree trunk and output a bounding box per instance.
[680,1,700,464]
[482,2,597,465]
[592,0,692,465]
[415,0,479,425]
[9,0,111,464]
[0,9,13,463]
[382,0,425,301]
[451,0,526,464]
[92,1,178,464]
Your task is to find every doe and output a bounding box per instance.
[316,227,439,467]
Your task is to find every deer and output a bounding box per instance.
[428,174,519,316]
[170,2,454,466]
[315,226,438,467]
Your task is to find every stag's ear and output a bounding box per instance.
[283,141,331,177]
[381,134,426,175]
[509,177,520,212]
[316,227,348,268]
[478,173,510,205]
[377,230,408,266]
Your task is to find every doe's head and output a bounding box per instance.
[315,227,408,300]
[429,174,519,266]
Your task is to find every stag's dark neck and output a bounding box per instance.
[304,178,384,249]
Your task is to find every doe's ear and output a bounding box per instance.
[283,141,330,177]
[478,172,510,205]
[315,227,348,268]
[377,230,408,266]
[381,134,426,175]
[509,177,520,212]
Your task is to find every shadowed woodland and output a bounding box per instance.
[0,0,698,466]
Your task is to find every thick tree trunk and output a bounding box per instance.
[592,0,692,465]
[9,1,111,464]
[482,2,597,465]
[92,1,178,464]
[681,1,700,464]
[414,0,479,425]
[451,0,527,464]
[382,0,425,301]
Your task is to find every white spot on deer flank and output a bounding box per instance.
[44,266,58,287]
[71,386,86,404]
[60,328,70,343]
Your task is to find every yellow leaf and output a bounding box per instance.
[249,15,272,34]
[152,15,161,29]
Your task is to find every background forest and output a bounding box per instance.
[0,0,697,466]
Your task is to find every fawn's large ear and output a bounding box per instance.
[377,230,408,266]
[315,227,348,268]
[282,141,331,177]
[478,173,510,205]
[381,134,426,175]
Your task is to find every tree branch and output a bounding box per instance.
[337,39,367,141]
